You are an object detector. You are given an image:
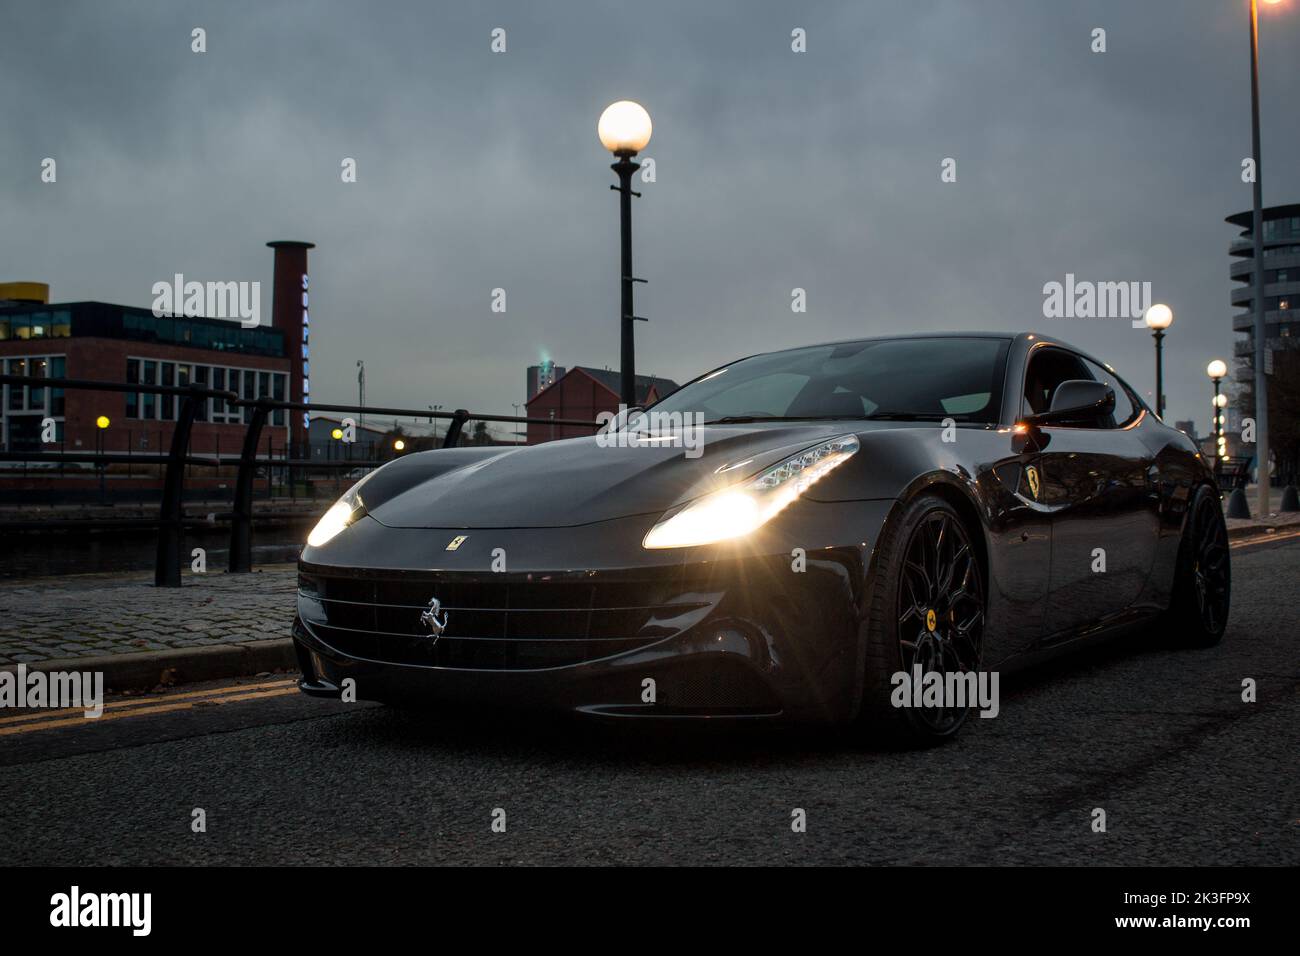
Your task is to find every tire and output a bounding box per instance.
[857,494,987,746]
[1161,484,1231,647]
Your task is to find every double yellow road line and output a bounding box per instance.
[0,678,299,737]
[1231,527,1300,550]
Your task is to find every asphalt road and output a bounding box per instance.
[2,535,1296,866]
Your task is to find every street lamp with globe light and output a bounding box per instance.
[1208,359,1228,476]
[598,100,652,409]
[1143,303,1173,418]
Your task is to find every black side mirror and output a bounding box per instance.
[1023,380,1114,427]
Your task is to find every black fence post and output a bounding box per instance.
[229,401,269,574]
[443,409,470,448]
[155,385,200,587]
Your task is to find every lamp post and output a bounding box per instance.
[356,360,366,428]
[96,415,110,503]
[1214,392,1229,465]
[598,100,653,409]
[1143,303,1173,418]
[1247,0,1285,515]
[1208,359,1228,479]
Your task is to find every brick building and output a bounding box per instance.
[0,298,291,461]
[524,365,678,444]
[0,241,312,464]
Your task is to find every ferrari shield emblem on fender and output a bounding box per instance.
[445,534,468,551]
[1025,465,1041,500]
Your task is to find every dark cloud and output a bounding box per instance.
[3,0,1298,431]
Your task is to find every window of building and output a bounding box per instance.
[160,362,175,419]
[212,367,227,420]
[119,357,287,428]
[126,359,139,418]
[7,358,26,410]
[142,361,157,419]
[28,356,46,410]
[225,369,239,423]
[193,365,208,422]
[242,368,255,423]
[272,374,285,426]
[1,355,65,414]
[49,356,65,416]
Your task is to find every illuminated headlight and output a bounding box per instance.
[306,484,369,548]
[642,435,859,549]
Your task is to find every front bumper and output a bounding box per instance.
[292,498,894,722]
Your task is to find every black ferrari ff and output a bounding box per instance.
[293,332,1230,743]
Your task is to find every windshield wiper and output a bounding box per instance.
[860,412,952,422]
[707,412,954,424]
[706,415,844,424]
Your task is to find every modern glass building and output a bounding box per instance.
[1226,202,1300,360]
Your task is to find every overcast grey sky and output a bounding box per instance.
[3,0,1298,432]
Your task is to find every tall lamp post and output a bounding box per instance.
[1143,303,1173,418]
[598,100,653,409]
[1247,0,1285,515]
[356,360,366,428]
[1208,359,1228,479]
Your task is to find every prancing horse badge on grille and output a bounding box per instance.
[419,597,449,639]
[445,535,468,551]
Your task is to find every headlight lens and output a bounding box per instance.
[306,481,370,548]
[642,434,859,549]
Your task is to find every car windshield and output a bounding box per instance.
[648,336,1011,424]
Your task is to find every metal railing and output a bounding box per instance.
[0,374,600,586]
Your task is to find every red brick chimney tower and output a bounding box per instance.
[267,240,315,453]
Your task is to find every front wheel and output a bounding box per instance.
[857,495,987,746]
[1161,484,1231,647]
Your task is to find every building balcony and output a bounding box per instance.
[1229,282,1300,309]
[1229,254,1300,282]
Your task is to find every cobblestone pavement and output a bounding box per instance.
[0,566,296,664]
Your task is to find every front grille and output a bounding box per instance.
[298,568,714,670]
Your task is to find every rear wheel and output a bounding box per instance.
[857,495,986,746]
[1162,484,1230,647]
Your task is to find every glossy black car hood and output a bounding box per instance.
[368,422,883,529]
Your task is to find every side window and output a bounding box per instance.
[1022,347,1091,415]
[1081,358,1137,428]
